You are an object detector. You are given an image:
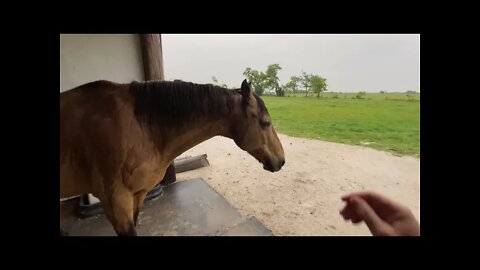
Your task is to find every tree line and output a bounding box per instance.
[212,64,328,98]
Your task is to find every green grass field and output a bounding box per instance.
[261,93,420,157]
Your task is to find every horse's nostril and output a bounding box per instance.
[281,160,285,166]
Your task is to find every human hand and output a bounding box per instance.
[340,191,420,236]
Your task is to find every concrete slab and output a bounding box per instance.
[220,217,273,236]
[60,178,272,236]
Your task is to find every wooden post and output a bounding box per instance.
[139,34,165,80]
[140,34,176,185]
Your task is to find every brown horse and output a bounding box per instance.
[60,79,285,236]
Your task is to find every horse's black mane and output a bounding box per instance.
[130,80,269,130]
[130,80,235,129]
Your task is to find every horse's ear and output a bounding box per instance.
[240,79,252,109]
[241,79,251,97]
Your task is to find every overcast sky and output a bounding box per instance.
[162,34,419,93]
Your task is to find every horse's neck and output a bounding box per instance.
[161,113,233,163]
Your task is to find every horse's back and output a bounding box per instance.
[61,80,127,110]
[60,80,129,149]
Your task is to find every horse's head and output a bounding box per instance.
[231,79,285,172]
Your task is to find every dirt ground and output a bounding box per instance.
[176,133,420,236]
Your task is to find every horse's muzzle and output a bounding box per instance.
[263,157,285,172]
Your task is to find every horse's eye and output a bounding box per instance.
[260,120,271,129]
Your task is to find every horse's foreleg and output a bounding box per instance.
[107,188,137,236]
[133,190,148,226]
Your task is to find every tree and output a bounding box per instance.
[243,67,267,95]
[264,64,282,95]
[309,75,328,98]
[298,71,327,98]
[243,65,282,96]
[275,87,285,97]
[300,71,312,97]
[241,64,327,98]
[284,76,301,96]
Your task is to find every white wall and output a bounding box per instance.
[60,34,144,92]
